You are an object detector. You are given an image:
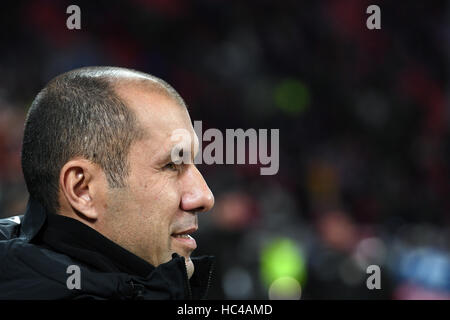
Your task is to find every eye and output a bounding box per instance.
[163,162,179,171]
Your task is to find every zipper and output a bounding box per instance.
[202,258,215,300]
[182,257,193,299]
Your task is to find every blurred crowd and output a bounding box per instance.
[0,0,449,299]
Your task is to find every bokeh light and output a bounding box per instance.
[223,267,254,299]
[260,238,307,293]
[268,276,302,300]
[273,79,310,116]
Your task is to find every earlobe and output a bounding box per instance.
[59,159,99,221]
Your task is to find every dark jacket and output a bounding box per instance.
[0,198,214,300]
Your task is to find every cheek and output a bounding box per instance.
[131,174,182,235]
[135,174,180,210]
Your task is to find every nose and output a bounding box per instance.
[180,165,215,214]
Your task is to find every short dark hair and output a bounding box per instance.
[21,66,178,214]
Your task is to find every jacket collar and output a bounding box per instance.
[20,197,47,241]
[21,197,154,277]
[39,210,155,277]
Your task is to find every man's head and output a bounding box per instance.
[21,66,214,278]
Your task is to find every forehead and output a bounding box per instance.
[114,82,198,153]
[116,82,189,128]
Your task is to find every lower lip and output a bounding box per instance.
[171,235,197,251]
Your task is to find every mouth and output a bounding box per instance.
[171,227,197,252]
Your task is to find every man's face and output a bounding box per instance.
[103,84,214,277]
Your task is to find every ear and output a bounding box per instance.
[59,158,105,221]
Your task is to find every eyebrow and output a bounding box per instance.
[162,143,198,164]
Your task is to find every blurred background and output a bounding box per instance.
[0,0,449,299]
